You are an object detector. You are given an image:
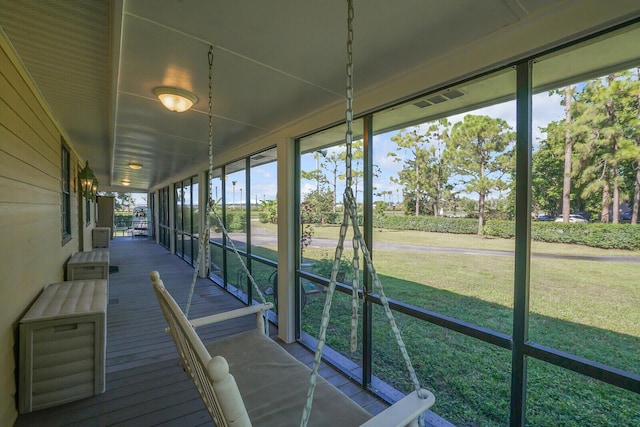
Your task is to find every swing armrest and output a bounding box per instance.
[360,389,435,427]
[189,302,274,328]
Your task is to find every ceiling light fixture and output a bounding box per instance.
[121,179,131,186]
[129,162,143,170]
[153,86,198,112]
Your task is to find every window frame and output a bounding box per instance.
[61,139,72,244]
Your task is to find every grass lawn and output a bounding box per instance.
[248,223,640,425]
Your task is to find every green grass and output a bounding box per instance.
[303,250,637,424]
[245,224,640,425]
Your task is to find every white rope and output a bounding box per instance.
[301,2,425,425]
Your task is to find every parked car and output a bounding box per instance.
[536,214,553,221]
[573,210,591,221]
[554,214,588,223]
[621,211,632,223]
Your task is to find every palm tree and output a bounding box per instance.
[232,180,237,207]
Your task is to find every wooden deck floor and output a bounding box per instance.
[14,237,389,427]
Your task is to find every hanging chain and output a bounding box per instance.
[344,0,360,355]
[186,45,268,318]
[205,46,214,280]
[302,1,425,424]
[344,0,354,192]
[205,45,267,306]
[301,2,356,426]
[184,46,215,317]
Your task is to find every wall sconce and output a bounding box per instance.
[78,161,98,200]
[153,86,198,112]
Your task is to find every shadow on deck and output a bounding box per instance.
[14,238,389,427]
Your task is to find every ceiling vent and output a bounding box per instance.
[414,89,466,108]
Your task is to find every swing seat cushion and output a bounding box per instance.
[206,328,372,427]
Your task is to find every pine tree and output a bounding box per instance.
[444,115,515,233]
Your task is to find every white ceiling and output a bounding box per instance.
[1,1,639,192]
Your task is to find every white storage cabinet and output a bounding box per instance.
[66,251,110,281]
[92,227,111,248]
[19,280,107,413]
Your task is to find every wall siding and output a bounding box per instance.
[0,33,81,424]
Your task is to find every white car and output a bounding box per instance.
[554,214,588,223]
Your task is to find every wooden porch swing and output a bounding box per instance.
[150,2,435,426]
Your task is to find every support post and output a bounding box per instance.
[169,183,176,254]
[277,138,296,343]
[362,114,373,388]
[511,60,533,427]
[244,159,252,302]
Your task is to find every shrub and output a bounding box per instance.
[312,258,354,282]
[214,211,245,232]
[114,214,132,228]
[229,212,245,232]
[483,220,640,250]
[373,215,478,234]
[259,200,277,224]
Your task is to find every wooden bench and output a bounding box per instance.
[150,271,434,427]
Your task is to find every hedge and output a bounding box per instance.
[371,215,640,250]
[373,214,478,234]
[210,211,245,232]
[484,220,640,251]
[114,214,132,228]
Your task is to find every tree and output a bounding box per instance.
[389,119,452,216]
[628,68,640,224]
[561,86,575,222]
[572,72,637,223]
[321,150,344,213]
[259,199,278,224]
[311,150,328,193]
[301,152,328,201]
[232,181,237,206]
[444,115,515,234]
[423,120,453,216]
[339,139,365,200]
[302,189,335,224]
[531,121,565,217]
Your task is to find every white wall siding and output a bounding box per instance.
[0,32,81,424]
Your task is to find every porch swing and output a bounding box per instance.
[150,2,435,426]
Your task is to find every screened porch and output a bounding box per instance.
[13,237,410,427]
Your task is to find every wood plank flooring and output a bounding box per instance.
[14,237,388,426]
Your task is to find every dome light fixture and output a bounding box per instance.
[153,86,198,112]
[129,162,143,170]
[121,179,131,186]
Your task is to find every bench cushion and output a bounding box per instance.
[206,329,372,427]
